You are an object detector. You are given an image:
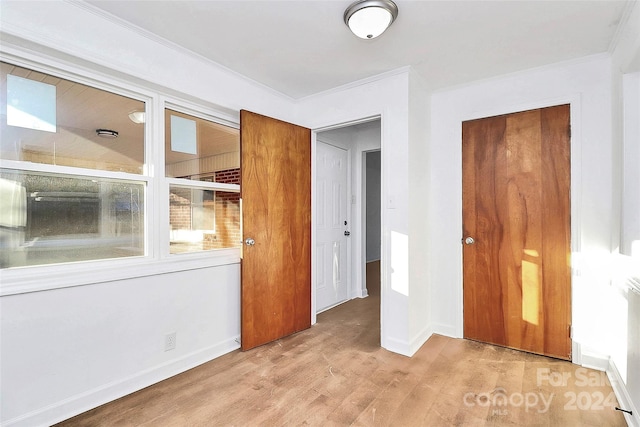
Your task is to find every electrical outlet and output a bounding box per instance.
[165,332,176,351]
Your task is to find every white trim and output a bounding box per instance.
[579,347,611,371]
[0,49,156,106]
[0,249,240,297]
[164,101,239,130]
[313,115,381,134]
[607,357,640,427]
[387,325,434,358]
[607,0,639,55]
[456,95,583,344]
[379,109,388,354]
[296,66,411,103]
[0,160,150,183]
[0,52,247,296]
[571,346,640,427]
[410,325,433,357]
[572,339,582,366]
[310,114,384,337]
[150,94,164,260]
[383,335,412,357]
[2,336,241,427]
[431,53,611,96]
[167,178,239,193]
[310,131,318,325]
[361,150,368,292]
[1,39,242,128]
[431,322,459,339]
[4,0,294,103]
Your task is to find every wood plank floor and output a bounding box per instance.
[57,262,627,426]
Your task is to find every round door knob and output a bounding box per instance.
[464,237,475,245]
[245,238,255,246]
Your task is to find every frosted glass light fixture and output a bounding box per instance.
[344,0,398,39]
[128,110,145,124]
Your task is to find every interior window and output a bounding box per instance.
[1,62,145,174]
[0,62,147,268]
[165,109,240,253]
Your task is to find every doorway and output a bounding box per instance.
[314,120,381,320]
[462,105,572,360]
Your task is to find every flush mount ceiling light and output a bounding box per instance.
[96,129,119,138]
[344,0,398,39]
[128,111,145,124]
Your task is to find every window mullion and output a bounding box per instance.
[0,160,150,183]
[153,96,169,260]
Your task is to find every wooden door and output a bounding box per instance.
[316,141,349,312]
[240,110,311,351]
[462,104,571,360]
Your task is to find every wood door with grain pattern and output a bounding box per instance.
[240,110,311,351]
[462,104,572,360]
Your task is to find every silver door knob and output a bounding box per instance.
[464,237,475,245]
[245,238,255,246]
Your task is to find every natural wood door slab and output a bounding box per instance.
[240,110,311,350]
[463,105,572,360]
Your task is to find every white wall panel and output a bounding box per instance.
[0,264,240,426]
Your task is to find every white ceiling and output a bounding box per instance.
[86,1,631,99]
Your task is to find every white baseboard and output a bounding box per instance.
[579,347,611,371]
[607,358,640,427]
[409,325,433,356]
[430,322,459,338]
[382,335,412,357]
[4,337,241,427]
[572,343,639,427]
[382,325,433,357]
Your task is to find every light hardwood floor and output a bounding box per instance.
[57,262,627,426]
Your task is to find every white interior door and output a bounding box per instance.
[316,141,349,312]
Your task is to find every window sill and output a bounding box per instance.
[0,248,241,296]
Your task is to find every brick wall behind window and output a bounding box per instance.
[206,168,241,249]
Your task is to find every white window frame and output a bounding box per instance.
[162,101,241,258]
[0,55,241,297]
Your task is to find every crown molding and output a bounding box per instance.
[61,0,296,102]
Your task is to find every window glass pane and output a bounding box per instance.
[7,75,56,132]
[170,115,197,154]
[169,185,240,254]
[165,109,239,181]
[0,169,144,268]
[1,62,145,174]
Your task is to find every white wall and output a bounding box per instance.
[0,3,430,425]
[429,52,639,423]
[407,69,432,353]
[429,54,614,345]
[0,2,294,426]
[608,3,640,422]
[296,69,432,357]
[4,0,634,425]
[0,264,240,425]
